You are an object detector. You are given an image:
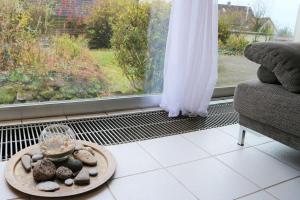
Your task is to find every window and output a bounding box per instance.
[217,0,300,87]
[0,0,170,105]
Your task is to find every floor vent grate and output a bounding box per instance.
[0,102,238,161]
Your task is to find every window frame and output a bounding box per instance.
[0,86,235,121]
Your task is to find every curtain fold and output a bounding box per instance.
[160,0,218,117]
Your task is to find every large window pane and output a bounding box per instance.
[0,0,170,105]
[217,0,300,87]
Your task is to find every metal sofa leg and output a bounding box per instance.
[238,126,246,146]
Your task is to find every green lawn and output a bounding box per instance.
[90,49,133,95]
[91,49,258,93]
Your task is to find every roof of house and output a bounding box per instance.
[218,2,276,32]
[218,3,254,18]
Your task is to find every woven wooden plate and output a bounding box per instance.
[5,140,116,198]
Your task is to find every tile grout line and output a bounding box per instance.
[136,132,291,200]
[217,125,274,148]
[215,154,300,199]
[253,145,300,172]
[233,188,280,200]
[105,183,118,200]
[111,166,164,180]
[136,141,201,200]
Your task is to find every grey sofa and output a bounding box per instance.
[234,80,300,150]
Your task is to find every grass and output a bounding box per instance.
[91,50,258,90]
[90,49,133,95]
[0,49,258,104]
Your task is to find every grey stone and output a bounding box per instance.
[89,168,98,177]
[21,154,31,172]
[56,166,73,180]
[63,157,83,172]
[74,150,97,166]
[64,178,74,186]
[73,171,80,177]
[74,168,90,185]
[32,153,44,162]
[33,159,56,182]
[37,181,60,192]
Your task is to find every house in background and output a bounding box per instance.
[218,1,277,42]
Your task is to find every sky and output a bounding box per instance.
[218,0,300,32]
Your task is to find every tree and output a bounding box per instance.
[111,1,150,91]
[111,0,170,92]
[144,0,170,93]
[277,26,293,37]
[84,0,125,49]
[218,18,231,44]
[251,0,274,41]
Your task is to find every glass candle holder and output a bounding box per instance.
[39,124,76,160]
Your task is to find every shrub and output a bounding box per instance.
[0,0,56,71]
[111,0,170,92]
[219,35,249,55]
[218,19,231,44]
[144,1,170,93]
[84,0,124,49]
[0,0,108,103]
[111,1,150,91]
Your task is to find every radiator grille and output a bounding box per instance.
[0,102,238,161]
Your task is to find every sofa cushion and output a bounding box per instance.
[257,65,279,84]
[244,42,300,93]
[234,80,300,137]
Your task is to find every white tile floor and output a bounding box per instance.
[1,124,300,200]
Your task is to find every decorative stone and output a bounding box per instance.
[37,181,60,192]
[32,153,44,162]
[89,168,98,177]
[74,143,84,151]
[83,147,94,155]
[21,154,31,172]
[74,150,97,166]
[74,168,90,185]
[33,159,56,182]
[31,162,37,168]
[56,166,73,180]
[73,171,80,177]
[63,157,83,172]
[64,178,74,186]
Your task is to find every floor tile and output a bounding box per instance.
[139,135,209,167]
[106,143,161,178]
[266,177,300,200]
[256,141,300,170]
[109,169,197,200]
[217,148,300,188]
[219,124,272,146]
[0,162,28,200]
[236,191,277,200]
[183,129,246,155]
[168,158,259,200]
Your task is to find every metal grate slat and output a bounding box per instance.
[0,102,238,161]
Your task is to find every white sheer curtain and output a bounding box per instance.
[160,0,218,117]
